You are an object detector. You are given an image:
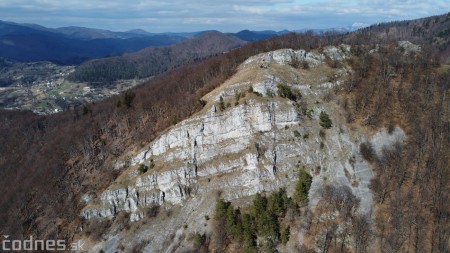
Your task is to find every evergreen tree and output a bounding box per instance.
[277,83,301,101]
[294,167,313,206]
[225,204,237,237]
[124,91,136,108]
[250,193,267,218]
[241,213,257,252]
[215,198,230,220]
[319,111,333,129]
[281,226,290,245]
[219,96,226,111]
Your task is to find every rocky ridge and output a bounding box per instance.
[79,45,405,252]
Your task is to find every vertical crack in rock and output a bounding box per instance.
[268,101,278,176]
[272,151,277,175]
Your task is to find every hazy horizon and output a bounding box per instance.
[0,1,448,33]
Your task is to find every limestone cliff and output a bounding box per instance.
[78,46,405,253]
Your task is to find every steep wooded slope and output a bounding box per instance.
[0,32,325,243]
[346,12,450,63]
[0,13,449,253]
[76,41,449,253]
[68,31,247,84]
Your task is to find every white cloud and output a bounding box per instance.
[233,5,271,15]
[0,0,448,32]
[352,22,370,28]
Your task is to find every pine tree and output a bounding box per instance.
[124,91,136,108]
[320,111,333,129]
[281,226,290,245]
[215,198,229,220]
[219,96,226,111]
[294,167,313,206]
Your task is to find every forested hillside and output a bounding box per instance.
[0,13,448,252]
[346,12,450,63]
[0,32,322,242]
[68,31,247,84]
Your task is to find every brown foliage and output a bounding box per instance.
[359,141,376,163]
[0,32,331,242]
[69,31,247,84]
[343,44,450,252]
[345,12,450,63]
[306,185,371,253]
[83,219,112,242]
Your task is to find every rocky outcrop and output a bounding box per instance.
[80,45,367,222]
[241,48,324,68]
[82,96,302,220]
[79,45,406,252]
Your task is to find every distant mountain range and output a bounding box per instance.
[0,20,189,64]
[231,30,290,42]
[0,20,365,65]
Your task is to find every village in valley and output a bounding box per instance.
[0,59,145,114]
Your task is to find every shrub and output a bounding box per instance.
[303,108,313,119]
[219,96,226,111]
[146,205,160,218]
[194,99,207,110]
[193,232,204,250]
[294,167,313,206]
[82,105,90,115]
[360,141,376,163]
[290,57,300,68]
[302,60,310,69]
[281,226,290,245]
[253,91,263,97]
[277,83,301,101]
[149,159,155,169]
[319,111,333,129]
[293,130,301,138]
[84,219,112,242]
[319,129,326,138]
[138,164,149,174]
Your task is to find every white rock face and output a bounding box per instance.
[323,45,351,61]
[81,97,302,220]
[398,40,421,54]
[241,48,325,68]
[80,45,405,253]
[80,45,412,252]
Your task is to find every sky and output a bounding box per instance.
[0,0,449,33]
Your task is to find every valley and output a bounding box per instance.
[0,28,249,114]
[0,60,147,114]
